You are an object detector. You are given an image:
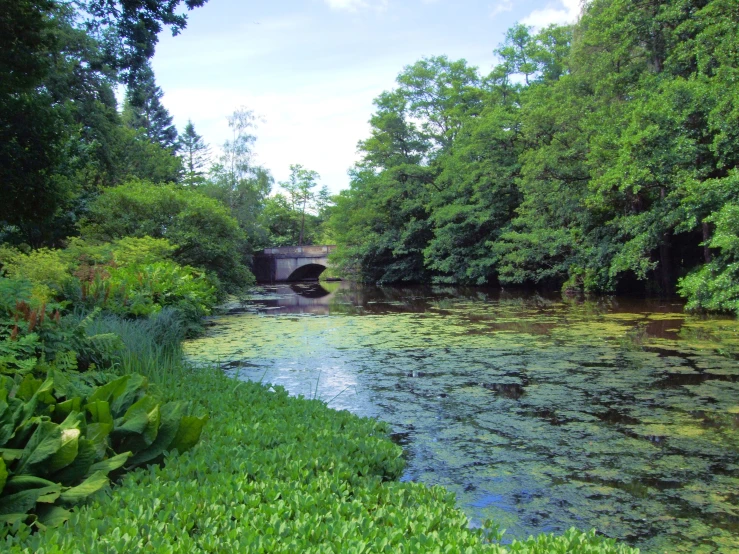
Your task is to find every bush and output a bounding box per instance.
[64,237,176,268]
[69,261,217,333]
[0,247,71,304]
[81,180,255,294]
[0,278,120,375]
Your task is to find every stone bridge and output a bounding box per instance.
[252,245,336,282]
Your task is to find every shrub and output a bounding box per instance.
[68,261,217,335]
[0,247,71,304]
[64,237,176,268]
[81,180,255,294]
[0,276,129,375]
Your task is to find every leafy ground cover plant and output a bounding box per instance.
[0,370,206,533]
[2,364,638,553]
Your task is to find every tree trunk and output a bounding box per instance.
[299,198,307,246]
[702,221,712,264]
[659,188,671,294]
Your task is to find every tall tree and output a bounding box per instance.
[206,108,271,249]
[123,62,178,151]
[178,120,211,185]
[280,165,321,246]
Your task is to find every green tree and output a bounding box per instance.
[81,180,254,293]
[280,165,321,246]
[178,120,211,185]
[82,0,210,85]
[123,62,178,151]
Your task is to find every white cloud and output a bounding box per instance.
[522,0,583,29]
[324,0,388,12]
[490,0,513,18]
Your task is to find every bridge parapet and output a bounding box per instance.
[263,245,335,258]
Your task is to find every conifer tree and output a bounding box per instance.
[122,62,178,151]
[178,119,210,185]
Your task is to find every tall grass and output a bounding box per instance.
[85,308,187,386]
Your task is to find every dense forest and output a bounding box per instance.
[328,0,739,314]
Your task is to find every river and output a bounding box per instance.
[183,282,739,553]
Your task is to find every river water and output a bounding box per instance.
[183,282,739,553]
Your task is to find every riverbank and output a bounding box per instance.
[3,353,637,552]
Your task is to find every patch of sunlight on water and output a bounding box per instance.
[184,283,739,553]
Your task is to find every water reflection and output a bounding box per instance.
[186,284,739,553]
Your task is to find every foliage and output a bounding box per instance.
[0,248,72,303]
[81,0,210,85]
[0,278,118,375]
[679,202,739,314]
[81,180,254,294]
[72,261,217,332]
[122,62,178,151]
[0,370,206,531]
[328,0,739,305]
[1,366,635,553]
[178,120,210,186]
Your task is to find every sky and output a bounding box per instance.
[151,0,582,194]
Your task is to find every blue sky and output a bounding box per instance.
[152,0,581,193]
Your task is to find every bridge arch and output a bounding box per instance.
[287,263,326,282]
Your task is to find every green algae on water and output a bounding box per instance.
[184,284,739,553]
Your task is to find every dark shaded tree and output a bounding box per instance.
[123,62,178,151]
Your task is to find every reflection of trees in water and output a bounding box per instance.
[289,282,331,299]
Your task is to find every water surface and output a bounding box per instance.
[184,283,739,553]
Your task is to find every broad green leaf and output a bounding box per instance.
[54,398,82,423]
[58,410,85,431]
[111,374,148,417]
[16,374,42,402]
[15,421,61,475]
[47,427,80,473]
[59,471,108,506]
[3,475,57,493]
[0,485,61,515]
[86,422,113,459]
[123,395,158,419]
[112,409,149,438]
[36,505,71,528]
[86,400,113,425]
[169,415,208,453]
[128,402,184,467]
[0,513,27,525]
[86,376,130,408]
[86,452,131,476]
[0,448,24,462]
[53,439,98,485]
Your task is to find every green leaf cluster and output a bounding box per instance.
[0,371,206,531]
